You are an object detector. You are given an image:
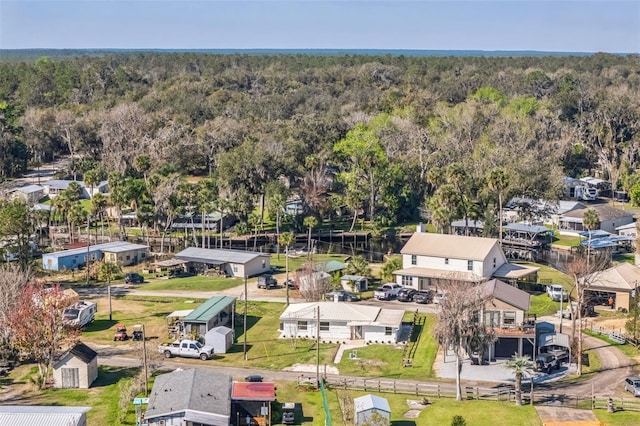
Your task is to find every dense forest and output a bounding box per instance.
[1,52,639,234]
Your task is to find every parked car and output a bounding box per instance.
[257,275,278,289]
[169,269,193,279]
[281,402,295,424]
[624,377,640,397]
[125,272,144,284]
[286,279,297,289]
[432,293,447,304]
[397,288,417,302]
[326,290,360,302]
[535,353,560,373]
[413,290,433,304]
[547,284,569,302]
[245,374,263,382]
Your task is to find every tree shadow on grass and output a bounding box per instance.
[392,421,416,426]
[92,366,138,388]
[84,319,117,332]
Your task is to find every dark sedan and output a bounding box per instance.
[325,290,360,302]
[413,291,433,304]
[397,288,417,302]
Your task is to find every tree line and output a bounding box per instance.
[1,52,639,238]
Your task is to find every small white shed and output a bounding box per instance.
[204,325,234,354]
[53,342,98,389]
[354,394,390,426]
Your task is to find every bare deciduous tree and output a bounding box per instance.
[565,252,610,376]
[434,279,496,401]
[0,264,32,364]
[297,261,331,302]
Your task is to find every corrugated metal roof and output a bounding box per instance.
[175,247,269,265]
[44,242,148,259]
[184,296,236,323]
[0,406,90,426]
[280,302,403,327]
[504,223,550,234]
[15,184,45,194]
[480,279,530,311]
[539,332,570,348]
[354,394,390,413]
[400,232,499,261]
[231,382,276,401]
[392,267,481,282]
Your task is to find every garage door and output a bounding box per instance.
[494,338,519,358]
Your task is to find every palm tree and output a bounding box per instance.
[278,231,295,306]
[582,208,600,258]
[487,168,509,243]
[248,211,261,251]
[505,353,534,406]
[303,216,318,258]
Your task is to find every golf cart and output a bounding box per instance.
[114,324,129,341]
[282,402,295,424]
[132,324,144,341]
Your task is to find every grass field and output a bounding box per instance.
[139,275,244,291]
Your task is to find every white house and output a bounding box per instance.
[8,184,45,204]
[354,394,391,426]
[41,179,108,199]
[558,204,634,235]
[52,342,98,389]
[393,230,538,289]
[616,222,637,239]
[279,301,405,344]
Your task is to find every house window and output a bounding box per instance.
[467,260,473,271]
[444,258,449,265]
[141,253,146,258]
[126,255,130,261]
[279,322,283,331]
[484,311,500,327]
[298,321,308,331]
[411,255,417,265]
[503,312,516,326]
[233,265,238,272]
[385,327,392,335]
[402,276,412,286]
[320,322,330,331]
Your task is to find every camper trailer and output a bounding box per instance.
[63,301,97,328]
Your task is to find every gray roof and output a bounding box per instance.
[503,223,550,234]
[175,247,269,265]
[14,184,44,194]
[44,241,148,259]
[480,279,531,311]
[44,179,85,190]
[0,406,90,426]
[145,369,231,423]
[354,394,391,413]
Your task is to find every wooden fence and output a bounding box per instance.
[324,377,640,412]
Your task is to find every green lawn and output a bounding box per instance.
[529,293,561,317]
[326,390,542,425]
[139,275,243,292]
[583,329,640,359]
[552,234,582,248]
[337,314,438,380]
[269,253,350,273]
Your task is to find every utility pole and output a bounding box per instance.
[243,274,248,361]
[142,324,148,396]
[316,305,320,386]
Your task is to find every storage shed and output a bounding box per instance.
[183,296,236,337]
[53,342,98,389]
[204,325,234,354]
[354,394,391,426]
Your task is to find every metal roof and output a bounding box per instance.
[184,296,236,324]
[354,394,390,413]
[166,309,194,319]
[539,332,570,349]
[175,247,269,265]
[503,223,550,234]
[450,220,484,228]
[341,274,366,281]
[401,232,500,261]
[0,406,90,426]
[580,236,633,249]
[44,241,148,259]
[578,230,611,239]
[14,184,44,194]
[231,382,276,401]
[280,302,404,327]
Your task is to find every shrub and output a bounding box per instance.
[451,415,466,426]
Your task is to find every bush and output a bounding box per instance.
[451,415,466,426]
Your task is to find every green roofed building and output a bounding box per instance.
[183,296,236,336]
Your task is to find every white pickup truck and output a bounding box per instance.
[374,283,403,300]
[158,339,215,360]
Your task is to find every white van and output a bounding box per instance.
[547,285,569,302]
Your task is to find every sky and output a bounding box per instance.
[1,1,639,53]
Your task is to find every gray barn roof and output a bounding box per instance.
[45,241,148,259]
[0,406,91,426]
[145,369,231,423]
[174,247,269,265]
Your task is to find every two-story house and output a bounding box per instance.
[393,229,538,290]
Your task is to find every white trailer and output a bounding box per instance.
[63,301,97,328]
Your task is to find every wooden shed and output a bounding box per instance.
[53,342,98,389]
